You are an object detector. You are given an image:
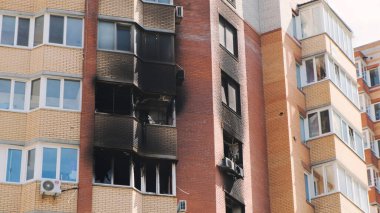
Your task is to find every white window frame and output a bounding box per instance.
[97,21,134,54]
[0,14,33,48]
[301,54,329,87]
[0,78,28,112]
[305,106,333,140]
[45,14,84,48]
[40,77,82,112]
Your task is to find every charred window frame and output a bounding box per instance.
[137,29,174,63]
[95,82,133,115]
[225,194,245,213]
[221,72,241,115]
[219,16,238,57]
[93,149,131,186]
[143,160,174,195]
[223,130,243,168]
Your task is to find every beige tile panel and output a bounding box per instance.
[21,181,78,213]
[0,0,84,13]
[0,111,27,142]
[311,193,362,213]
[99,0,134,19]
[26,109,80,143]
[0,47,31,74]
[0,0,34,12]
[304,80,361,131]
[0,45,83,76]
[301,34,328,58]
[303,80,331,110]
[0,183,22,213]
[92,186,176,213]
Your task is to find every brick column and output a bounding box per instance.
[77,0,99,212]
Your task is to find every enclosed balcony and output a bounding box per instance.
[299,0,353,60]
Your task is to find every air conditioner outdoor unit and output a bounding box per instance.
[40,179,61,196]
[178,200,187,212]
[175,6,183,23]
[235,165,244,178]
[224,157,235,170]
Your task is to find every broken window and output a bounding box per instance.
[94,149,130,186]
[95,83,132,115]
[223,130,243,168]
[145,161,157,193]
[225,194,244,213]
[159,162,172,194]
[133,157,141,190]
[136,97,174,125]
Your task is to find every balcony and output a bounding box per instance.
[94,113,141,150]
[97,51,178,95]
[94,113,177,159]
[221,104,243,141]
[141,124,177,159]
[311,193,365,213]
[308,135,367,183]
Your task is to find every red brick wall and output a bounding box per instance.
[174,0,216,212]
[244,22,271,212]
[78,0,99,212]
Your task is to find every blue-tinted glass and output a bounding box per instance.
[1,16,16,45]
[13,81,25,110]
[304,174,310,201]
[6,149,22,182]
[63,80,80,110]
[296,64,302,89]
[46,79,60,107]
[98,22,114,50]
[49,15,64,44]
[60,148,78,182]
[42,148,57,179]
[66,18,82,47]
[116,25,130,51]
[17,18,30,46]
[0,79,11,109]
[26,149,35,180]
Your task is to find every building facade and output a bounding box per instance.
[355,41,380,213]
[0,0,370,213]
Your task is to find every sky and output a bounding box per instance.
[326,0,380,47]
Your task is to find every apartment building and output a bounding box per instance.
[0,0,370,213]
[355,40,380,213]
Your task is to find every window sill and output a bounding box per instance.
[140,0,174,7]
[0,44,30,50]
[0,43,83,50]
[222,103,241,119]
[219,44,239,62]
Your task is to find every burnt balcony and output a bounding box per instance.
[97,51,178,96]
[94,113,141,151]
[94,113,177,159]
[141,124,177,159]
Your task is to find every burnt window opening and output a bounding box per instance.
[136,97,175,126]
[145,161,157,193]
[159,162,173,194]
[137,29,174,63]
[225,194,245,213]
[223,130,243,168]
[95,83,132,115]
[133,157,141,190]
[221,72,241,115]
[94,149,130,186]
